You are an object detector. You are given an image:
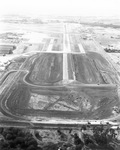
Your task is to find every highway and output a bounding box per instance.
[0,23,120,128]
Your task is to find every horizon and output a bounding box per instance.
[0,0,120,17]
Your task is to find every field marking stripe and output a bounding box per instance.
[78,43,86,53]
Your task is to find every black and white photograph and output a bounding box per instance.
[0,0,120,149]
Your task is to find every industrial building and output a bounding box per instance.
[0,45,16,54]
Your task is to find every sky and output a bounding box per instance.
[0,0,120,17]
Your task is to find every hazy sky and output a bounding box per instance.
[0,0,120,17]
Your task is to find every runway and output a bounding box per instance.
[0,23,120,128]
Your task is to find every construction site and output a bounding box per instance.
[0,15,120,149]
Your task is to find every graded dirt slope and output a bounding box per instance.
[26,53,63,85]
[1,52,120,122]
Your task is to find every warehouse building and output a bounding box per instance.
[0,45,16,54]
